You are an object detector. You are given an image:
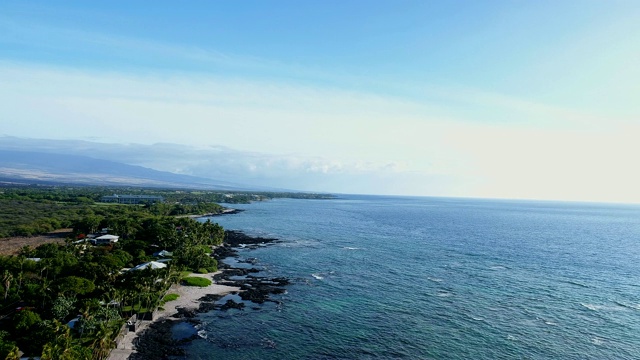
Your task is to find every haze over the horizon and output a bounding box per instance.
[1,1,639,203]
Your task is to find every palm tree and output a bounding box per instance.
[2,270,13,301]
[91,323,115,360]
[5,345,20,360]
[40,276,51,310]
[40,320,71,360]
[41,320,91,360]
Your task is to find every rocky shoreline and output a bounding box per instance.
[129,230,288,359]
[181,208,245,219]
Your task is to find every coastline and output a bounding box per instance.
[110,230,287,360]
[108,272,241,360]
[179,208,245,219]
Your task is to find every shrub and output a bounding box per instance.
[13,310,41,334]
[197,268,208,274]
[182,277,211,287]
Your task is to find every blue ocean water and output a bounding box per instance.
[189,196,640,359]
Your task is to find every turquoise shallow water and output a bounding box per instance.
[189,196,640,359]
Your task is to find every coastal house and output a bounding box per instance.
[129,261,167,271]
[92,234,120,245]
[153,250,173,257]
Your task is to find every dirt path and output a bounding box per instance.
[0,228,72,255]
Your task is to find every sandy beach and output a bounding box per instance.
[108,272,241,360]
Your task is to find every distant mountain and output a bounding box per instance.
[0,136,343,193]
[0,150,270,190]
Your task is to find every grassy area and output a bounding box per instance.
[162,293,180,302]
[182,276,212,287]
[121,303,150,313]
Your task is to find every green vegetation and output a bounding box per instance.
[0,184,333,238]
[0,185,231,359]
[182,277,212,287]
[162,293,180,302]
[0,213,222,358]
[0,184,333,359]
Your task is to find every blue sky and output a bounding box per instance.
[1,1,639,202]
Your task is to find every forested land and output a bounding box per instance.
[0,186,226,358]
[0,184,333,238]
[0,184,333,358]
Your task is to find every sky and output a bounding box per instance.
[1,1,639,202]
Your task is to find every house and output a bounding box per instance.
[153,250,173,258]
[129,261,167,271]
[66,315,82,329]
[92,234,120,245]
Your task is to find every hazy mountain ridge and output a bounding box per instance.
[0,149,270,190]
[0,136,405,195]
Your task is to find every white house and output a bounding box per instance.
[130,261,167,271]
[92,234,120,245]
[153,250,173,257]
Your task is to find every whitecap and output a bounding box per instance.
[581,302,629,312]
[581,303,604,311]
[343,246,360,250]
[427,277,443,283]
[197,330,208,339]
[311,273,324,280]
[507,335,517,341]
[591,337,604,345]
[436,291,452,297]
[544,321,557,326]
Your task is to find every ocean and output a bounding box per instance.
[187,195,640,359]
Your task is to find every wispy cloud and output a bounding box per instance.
[0,16,362,89]
[0,17,252,68]
[3,61,635,199]
[0,136,428,194]
[1,39,636,201]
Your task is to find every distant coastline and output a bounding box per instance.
[179,208,245,219]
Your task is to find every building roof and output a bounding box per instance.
[130,261,167,271]
[102,194,164,199]
[153,250,173,257]
[95,234,120,240]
